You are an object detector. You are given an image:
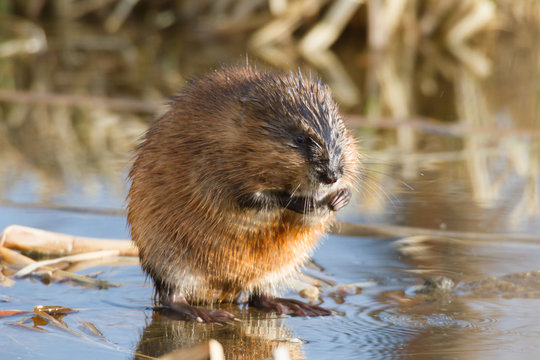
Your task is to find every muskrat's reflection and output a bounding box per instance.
[134,306,305,360]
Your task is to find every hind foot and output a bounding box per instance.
[161,293,237,324]
[249,294,332,317]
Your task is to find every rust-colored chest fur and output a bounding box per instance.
[199,210,329,296]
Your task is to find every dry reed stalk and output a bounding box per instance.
[368,0,408,49]
[33,308,84,337]
[0,17,47,57]
[0,225,136,256]
[273,346,292,360]
[345,115,540,138]
[298,0,364,106]
[0,89,161,113]
[105,0,140,33]
[300,0,364,52]
[0,247,35,268]
[13,250,121,277]
[0,247,117,288]
[157,340,224,360]
[335,221,540,242]
[446,0,496,77]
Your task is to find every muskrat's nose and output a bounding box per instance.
[319,170,340,185]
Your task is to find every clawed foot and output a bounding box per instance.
[161,294,238,324]
[249,294,332,317]
[328,188,352,212]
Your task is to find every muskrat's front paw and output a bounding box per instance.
[328,188,352,211]
[250,294,332,317]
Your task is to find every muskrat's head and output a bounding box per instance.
[230,67,359,205]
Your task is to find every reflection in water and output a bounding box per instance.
[135,309,303,360]
[350,132,540,237]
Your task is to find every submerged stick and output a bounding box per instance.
[334,221,540,243]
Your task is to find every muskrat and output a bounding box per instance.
[127,66,359,323]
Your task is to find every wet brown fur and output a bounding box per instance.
[127,66,358,305]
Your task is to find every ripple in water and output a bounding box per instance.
[294,282,540,360]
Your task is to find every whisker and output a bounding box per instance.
[289,182,302,198]
[363,167,415,191]
[284,183,303,210]
[356,171,398,208]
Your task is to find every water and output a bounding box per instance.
[1,5,540,359]
[3,211,540,359]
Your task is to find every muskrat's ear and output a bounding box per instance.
[238,96,267,123]
[236,96,255,124]
[239,96,263,106]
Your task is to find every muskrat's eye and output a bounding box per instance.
[295,136,306,145]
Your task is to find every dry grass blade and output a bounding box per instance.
[33,309,83,337]
[78,321,106,339]
[0,310,29,318]
[14,250,120,278]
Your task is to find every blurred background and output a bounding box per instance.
[1,1,540,359]
[0,0,539,234]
